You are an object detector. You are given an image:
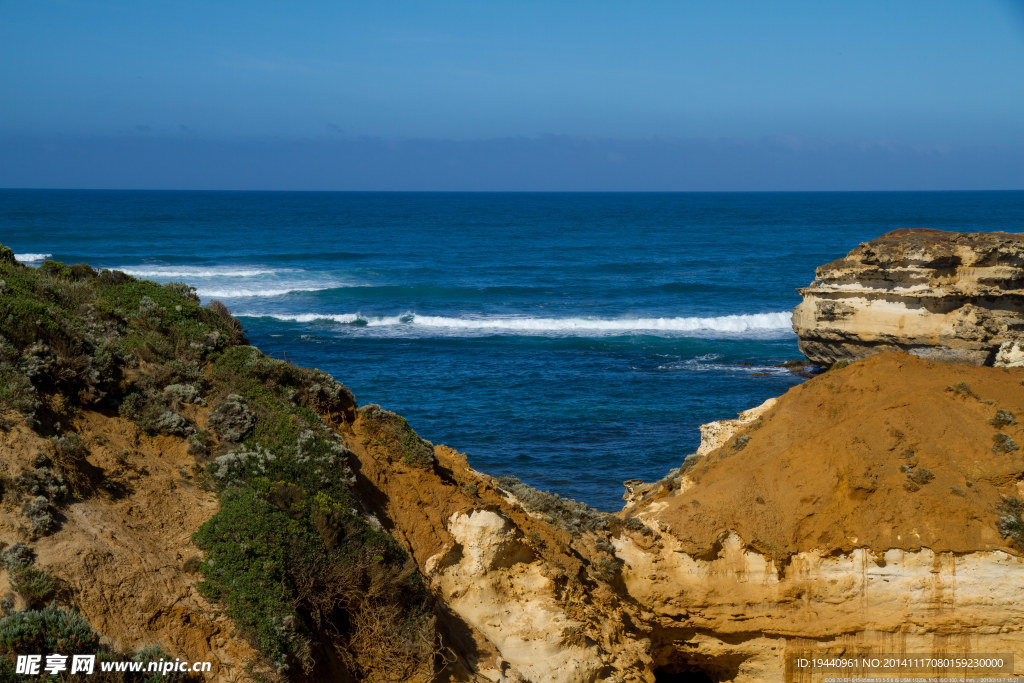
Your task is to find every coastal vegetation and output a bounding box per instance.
[495,475,608,534]
[997,497,1024,551]
[0,246,437,679]
[0,604,185,682]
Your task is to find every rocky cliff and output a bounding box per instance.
[616,352,1024,681]
[4,243,1024,682]
[341,352,1024,682]
[792,228,1024,367]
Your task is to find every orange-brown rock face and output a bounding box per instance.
[340,352,1024,682]
[0,412,262,680]
[343,418,656,682]
[792,229,1024,367]
[621,353,1024,681]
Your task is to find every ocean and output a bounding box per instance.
[2,190,1022,509]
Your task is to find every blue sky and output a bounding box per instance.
[2,1,1023,190]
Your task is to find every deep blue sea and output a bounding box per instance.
[2,190,1022,509]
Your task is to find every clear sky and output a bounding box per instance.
[2,0,1023,190]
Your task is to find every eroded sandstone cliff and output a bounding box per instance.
[616,352,1024,681]
[5,242,1024,683]
[792,229,1024,367]
[342,352,1024,682]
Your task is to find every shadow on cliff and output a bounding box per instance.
[345,442,490,680]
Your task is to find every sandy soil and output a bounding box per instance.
[637,351,1024,557]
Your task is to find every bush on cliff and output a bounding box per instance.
[358,404,435,468]
[2,545,56,609]
[194,487,433,676]
[0,246,438,679]
[196,344,436,677]
[496,475,608,533]
[0,604,98,659]
[997,497,1024,551]
[0,251,242,428]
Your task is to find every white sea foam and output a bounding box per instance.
[196,286,332,298]
[101,263,342,298]
[656,359,793,374]
[111,266,282,278]
[259,313,367,324]
[14,253,52,262]
[242,311,794,336]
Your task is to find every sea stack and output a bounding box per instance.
[792,228,1024,367]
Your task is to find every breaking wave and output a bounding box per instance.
[110,266,283,278]
[240,311,793,336]
[196,286,332,298]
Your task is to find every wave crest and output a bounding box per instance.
[196,286,332,298]
[111,266,282,278]
[241,311,794,336]
[14,253,52,262]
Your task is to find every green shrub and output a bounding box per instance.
[592,555,624,583]
[3,544,56,607]
[23,497,58,537]
[207,394,255,442]
[50,433,96,497]
[118,392,192,437]
[8,567,56,609]
[496,475,608,533]
[0,364,38,416]
[0,604,98,655]
[0,608,189,682]
[194,486,430,674]
[358,405,435,468]
[990,409,1017,428]
[0,244,245,427]
[997,497,1024,551]
[194,489,304,667]
[132,644,189,683]
[993,433,1019,454]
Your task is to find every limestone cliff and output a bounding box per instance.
[343,352,1024,682]
[616,352,1024,681]
[6,244,1024,682]
[792,228,1024,366]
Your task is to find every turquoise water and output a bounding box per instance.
[2,190,1022,509]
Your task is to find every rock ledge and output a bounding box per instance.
[792,228,1024,366]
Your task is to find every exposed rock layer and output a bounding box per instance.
[342,429,655,682]
[792,229,1024,366]
[344,352,1024,681]
[619,352,1024,681]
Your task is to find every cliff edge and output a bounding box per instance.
[618,351,1024,680]
[792,228,1024,367]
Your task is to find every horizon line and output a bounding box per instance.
[3,187,1023,194]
